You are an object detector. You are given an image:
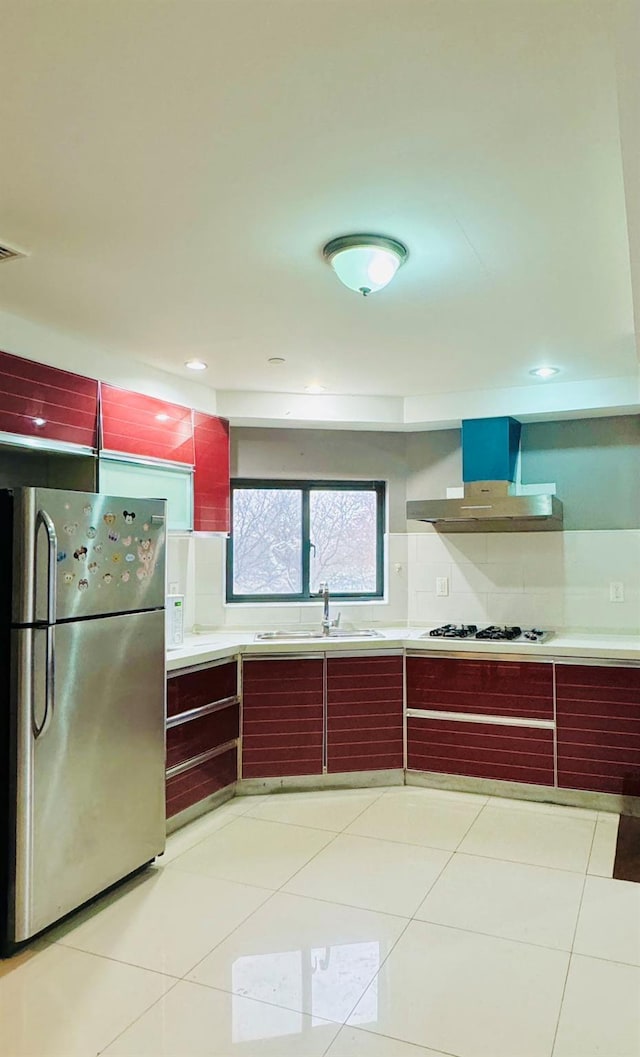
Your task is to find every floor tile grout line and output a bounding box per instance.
[95,976,183,1056]
[549,817,597,1056]
[453,848,594,877]
[323,1023,464,1057]
[409,915,576,957]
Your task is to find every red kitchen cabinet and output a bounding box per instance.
[406,653,555,786]
[100,383,194,464]
[326,655,403,773]
[0,349,98,448]
[241,657,324,778]
[556,663,640,796]
[407,715,555,786]
[166,658,240,821]
[406,655,554,722]
[193,411,230,532]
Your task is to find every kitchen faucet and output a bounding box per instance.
[317,581,340,636]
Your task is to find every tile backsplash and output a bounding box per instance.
[408,529,640,632]
[167,529,640,634]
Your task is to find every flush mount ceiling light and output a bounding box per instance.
[322,233,408,296]
[305,384,327,393]
[529,366,560,379]
[155,413,170,422]
[32,417,46,427]
[184,358,207,371]
[268,356,286,365]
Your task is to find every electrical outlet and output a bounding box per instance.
[168,581,179,594]
[609,581,624,603]
[436,576,449,597]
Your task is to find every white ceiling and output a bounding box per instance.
[0,0,638,428]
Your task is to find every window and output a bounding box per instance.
[227,479,385,602]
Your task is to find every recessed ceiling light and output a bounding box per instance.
[304,384,327,394]
[155,413,170,422]
[268,357,286,365]
[32,417,46,427]
[529,366,560,379]
[184,359,207,371]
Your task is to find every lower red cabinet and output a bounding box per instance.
[556,664,640,796]
[241,658,324,778]
[166,659,240,821]
[326,655,403,773]
[407,716,555,786]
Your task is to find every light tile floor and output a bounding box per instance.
[1,785,636,1057]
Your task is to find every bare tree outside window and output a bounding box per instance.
[309,490,377,593]
[232,488,302,594]
[228,481,384,601]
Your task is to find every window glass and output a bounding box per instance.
[231,487,302,594]
[309,490,378,593]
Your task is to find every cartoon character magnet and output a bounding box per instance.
[88,561,99,575]
[63,572,75,585]
[112,553,122,564]
[122,536,132,548]
[63,522,78,536]
[73,546,88,561]
[123,510,136,523]
[87,526,97,539]
[125,553,135,562]
[57,551,67,563]
[78,578,89,591]
[136,567,147,581]
[102,572,113,584]
[83,504,92,516]
[108,530,120,543]
[120,571,130,583]
[103,513,116,526]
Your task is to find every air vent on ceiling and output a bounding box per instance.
[0,243,27,262]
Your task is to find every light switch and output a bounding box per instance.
[609,582,624,603]
[436,576,449,597]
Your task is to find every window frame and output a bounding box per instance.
[226,478,386,603]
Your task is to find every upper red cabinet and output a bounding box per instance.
[100,383,195,465]
[0,350,98,448]
[193,411,230,532]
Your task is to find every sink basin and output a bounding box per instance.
[254,628,384,641]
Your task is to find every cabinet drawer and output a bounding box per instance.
[167,704,239,771]
[408,716,555,786]
[407,655,553,721]
[166,747,237,819]
[167,661,238,719]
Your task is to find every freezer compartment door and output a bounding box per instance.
[11,609,165,943]
[12,488,166,624]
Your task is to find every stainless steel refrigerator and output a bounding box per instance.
[1,487,166,952]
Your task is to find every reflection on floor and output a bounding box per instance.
[1,785,638,1057]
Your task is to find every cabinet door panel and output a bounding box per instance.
[242,658,324,778]
[327,656,403,773]
[0,350,98,447]
[193,412,230,532]
[407,655,553,721]
[408,717,554,786]
[556,664,640,795]
[101,383,194,464]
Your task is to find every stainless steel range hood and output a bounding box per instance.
[407,417,563,533]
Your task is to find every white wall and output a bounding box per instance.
[407,528,640,633]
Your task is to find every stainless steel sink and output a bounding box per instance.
[255,628,384,641]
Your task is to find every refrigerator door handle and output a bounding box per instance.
[32,626,56,739]
[35,508,57,626]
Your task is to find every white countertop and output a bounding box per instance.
[166,627,640,671]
